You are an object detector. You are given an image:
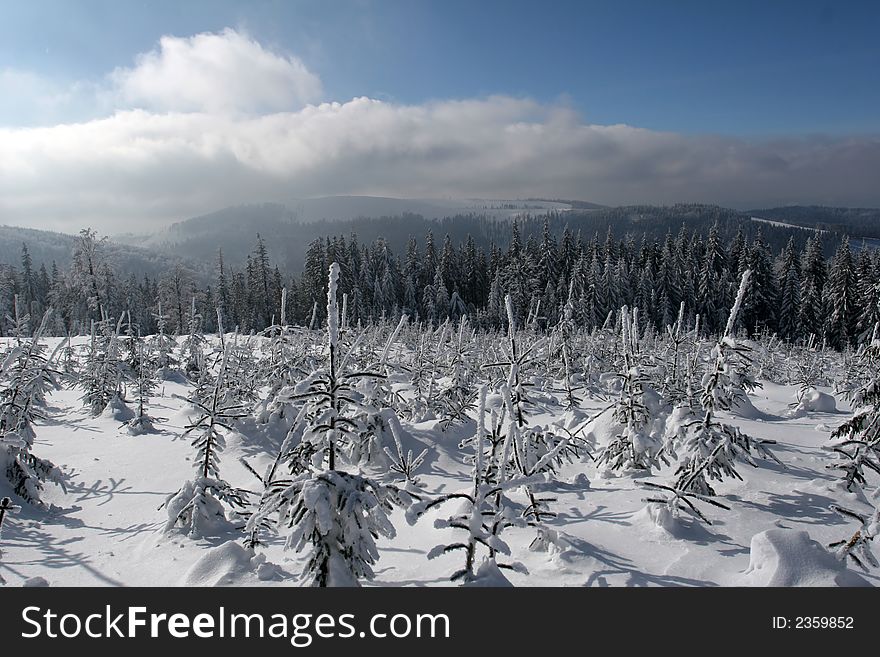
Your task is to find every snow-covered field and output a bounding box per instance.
[1,331,875,588]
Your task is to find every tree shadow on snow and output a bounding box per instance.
[736,489,848,526]
[540,532,720,587]
[65,477,163,505]
[555,504,633,526]
[0,514,125,586]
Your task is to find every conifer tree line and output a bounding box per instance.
[1,222,878,350]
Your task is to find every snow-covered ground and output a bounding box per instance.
[750,216,829,234]
[1,338,874,588]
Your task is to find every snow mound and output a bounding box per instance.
[102,396,135,422]
[125,416,157,435]
[799,388,837,413]
[581,407,622,450]
[181,540,285,586]
[739,529,870,587]
[22,576,50,587]
[461,559,514,587]
[552,408,590,433]
[729,394,769,420]
[786,388,837,418]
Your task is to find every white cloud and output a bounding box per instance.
[110,28,323,114]
[1,29,878,233]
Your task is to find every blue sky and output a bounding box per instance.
[1,1,879,231]
[3,0,878,134]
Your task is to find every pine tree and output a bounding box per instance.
[79,314,128,417]
[215,249,230,329]
[151,301,177,374]
[0,310,65,505]
[643,271,780,524]
[406,386,528,585]
[597,306,660,472]
[856,247,880,341]
[827,326,880,571]
[800,235,827,340]
[741,230,778,336]
[0,496,20,584]
[125,337,160,435]
[777,236,802,341]
[825,237,858,350]
[179,296,206,380]
[247,263,409,586]
[163,345,246,538]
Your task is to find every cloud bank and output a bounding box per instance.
[1,29,879,233]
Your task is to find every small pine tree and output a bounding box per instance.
[179,296,206,380]
[597,306,660,472]
[825,320,880,573]
[643,270,780,523]
[125,338,160,435]
[0,496,21,584]
[248,263,410,587]
[406,386,529,584]
[163,346,246,538]
[151,301,177,375]
[828,325,880,491]
[78,314,128,417]
[0,311,66,505]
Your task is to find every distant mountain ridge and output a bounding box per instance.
[0,224,195,279]
[4,197,878,279]
[748,206,880,239]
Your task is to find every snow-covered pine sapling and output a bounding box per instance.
[406,386,529,584]
[662,301,690,403]
[597,306,660,473]
[124,311,140,371]
[484,296,568,523]
[248,263,410,587]
[222,332,261,407]
[151,301,177,375]
[382,412,428,488]
[163,345,246,538]
[60,331,79,378]
[483,296,548,425]
[828,323,880,492]
[497,385,576,523]
[126,338,160,435]
[263,469,407,586]
[790,344,824,408]
[554,284,581,410]
[827,504,878,573]
[438,317,479,430]
[240,409,305,548]
[179,296,206,380]
[281,263,386,471]
[0,496,20,584]
[824,324,880,572]
[379,312,408,376]
[78,313,128,417]
[6,295,31,346]
[352,314,410,425]
[0,310,66,505]
[641,270,780,523]
[261,287,301,397]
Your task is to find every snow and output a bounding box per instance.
[739,529,869,587]
[750,216,829,234]
[0,336,877,588]
[786,388,838,418]
[181,540,286,586]
[461,559,514,587]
